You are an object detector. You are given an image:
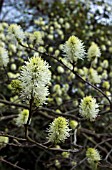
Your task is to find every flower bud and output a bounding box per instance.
[70,120,78,130]
[47,117,70,144]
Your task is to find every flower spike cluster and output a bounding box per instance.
[88,68,101,84]
[29,31,44,45]
[19,55,51,106]
[14,109,29,127]
[48,117,70,144]
[0,46,9,67]
[79,96,99,121]
[8,24,25,42]
[86,148,101,164]
[63,35,86,63]
[87,42,101,61]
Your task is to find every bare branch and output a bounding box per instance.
[0,157,26,170]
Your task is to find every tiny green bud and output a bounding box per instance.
[10,79,22,93]
[62,152,70,158]
[11,63,17,71]
[57,66,64,74]
[48,47,54,53]
[101,45,106,51]
[102,81,110,90]
[70,120,78,130]
[109,47,112,53]
[55,160,61,168]
[54,50,60,57]
[56,97,62,105]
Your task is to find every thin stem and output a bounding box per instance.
[105,149,112,161]
[70,157,87,170]
[0,99,29,109]
[73,129,77,145]
[0,131,26,141]
[26,135,79,153]
[91,162,98,170]
[0,157,26,170]
[25,98,33,138]
[0,131,80,153]
[73,70,112,106]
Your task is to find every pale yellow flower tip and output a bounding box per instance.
[15,109,29,127]
[8,24,25,41]
[63,35,86,63]
[48,117,70,144]
[79,96,99,121]
[19,55,51,106]
[0,46,9,67]
[88,42,101,61]
[86,148,101,164]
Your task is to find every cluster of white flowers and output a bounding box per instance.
[88,68,101,84]
[79,96,99,121]
[14,109,29,127]
[8,24,25,42]
[63,35,86,63]
[87,42,101,61]
[19,55,51,106]
[47,117,70,144]
[29,31,44,45]
[86,148,101,165]
[0,46,9,67]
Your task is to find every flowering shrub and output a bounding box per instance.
[0,0,112,170]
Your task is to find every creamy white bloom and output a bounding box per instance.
[8,24,25,41]
[87,42,101,61]
[86,148,101,164]
[47,117,70,144]
[0,47,9,67]
[88,68,101,84]
[19,55,51,106]
[15,109,29,127]
[79,96,99,121]
[63,35,86,63]
[28,31,44,45]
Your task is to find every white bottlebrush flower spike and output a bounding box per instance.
[29,31,44,45]
[86,148,101,164]
[88,68,101,84]
[0,46,9,67]
[8,24,25,42]
[79,96,99,121]
[87,42,101,61]
[19,55,51,106]
[48,117,70,144]
[15,109,29,127]
[63,35,86,63]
